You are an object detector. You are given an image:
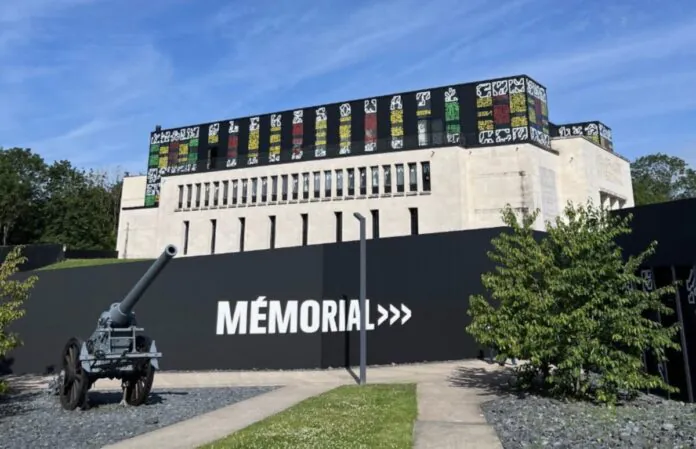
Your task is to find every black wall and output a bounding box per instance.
[4,228,503,375]
[0,244,64,272]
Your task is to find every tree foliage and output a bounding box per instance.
[0,147,124,250]
[467,202,681,404]
[0,246,38,394]
[631,153,696,206]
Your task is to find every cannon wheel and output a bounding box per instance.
[124,335,155,406]
[59,337,89,411]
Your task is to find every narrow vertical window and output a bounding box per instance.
[396,164,405,193]
[313,171,320,199]
[421,161,431,192]
[242,179,248,204]
[222,181,229,205]
[347,168,355,196]
[324,170,332,197]
[239,217,246,252]
[336,169,344,197]
[261,178,268,202]
[269,215,276,249]
[177,185,183,209]
[371,209,380,239]
[408,163,417,192]
[359,167,366,195]
[292,174,299,200]
[195,183,201,207]
[383,165,392,193]
[302,172,310,200]
[301,213,308,246]
[271,176,278,201]
[281,175,288,201]
[213,181,220,206]
[210,219,217,254]
[409,207,419,235]
[183,220,190,255]
[204,182,210,207]
[335,212,342,242]
[251,178,258,203]
[371,166,379,194]
[232,180,238,205]
[186,184,192,208]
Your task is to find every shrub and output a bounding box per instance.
[467,202,681,404]
[0,246,38,395]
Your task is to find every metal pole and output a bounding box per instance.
[353,212,367,385]
[671,265,694,403]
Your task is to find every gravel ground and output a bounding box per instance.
[0,386,278,449]
[482,393,696,449]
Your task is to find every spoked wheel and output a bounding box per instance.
[124,335,155,406]
[59,337,89,411]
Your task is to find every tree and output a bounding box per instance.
[0,246,38,395]
[631,153,696,206]
[466,202,680,404]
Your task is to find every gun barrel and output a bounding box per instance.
[109,244,177,326]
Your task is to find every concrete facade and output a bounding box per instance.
[117,137,634,259]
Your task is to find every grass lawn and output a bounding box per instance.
[200,383,418,449]
[36,258,151,271]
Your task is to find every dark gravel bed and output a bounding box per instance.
[0,386,279,449]
[482,393,696,449]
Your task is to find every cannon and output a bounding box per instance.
[58,244,177,411]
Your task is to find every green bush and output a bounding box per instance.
[0,246,38,395]
[467,202,681,404]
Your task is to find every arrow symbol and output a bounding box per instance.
[389,304,400,325]
[377,304,389,326]
[400,304,411,324]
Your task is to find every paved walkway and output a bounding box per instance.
[6,359,508,448]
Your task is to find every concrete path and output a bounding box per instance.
[5,360,508,449]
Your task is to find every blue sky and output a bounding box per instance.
[1,0,695,174]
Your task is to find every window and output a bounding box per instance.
[269,215,276,249]
[409,207,419,235]
[195,183,201,207]
[271,176,278,201]
[347,168,355,196]
[408,163,417,192]
[421,162,431,192]
[336,170,344,196]
[417,119,431,146]
[371,209,380,239]
[183,221,190,255]
[177,185,184,209]
[281,175,288,201]
[292,174,299,200]
[383,166,392,193]
[210,219,217,254]
[251,178,258,203]
[204,183,210,207]
[358,167,366,195]
[261,177,268,202]
[302,172,310,200]
[186,184,192,208]
[239,217,246,252]
[432,118,444,145]
[313,171,320,199]
[324,171,332,197]
[213,181,220,206]
[371,166,379,194]
[396,164,405,193]
[222,181,229,205]
[242,179,248,204]
[232,180,238,205]
[301,213,308,246]
[335,212,342,242]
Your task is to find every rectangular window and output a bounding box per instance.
[195,183,201,207]
[371,209,380,239]
[239,217,246,252]
[371,166,379,194]
[396,164,405,193]
[213,181,220,206]
[301,213,308,246]
[251,178,258,203]
[409,207,419,235]
[204,183,210,207]
[417,119,431,146]
[408,163,417,192]
[183,220,189,255]
[292,174,299,200]
[335,211,342,242]
[210,219,217,254]
[261,177,268,202]
[336,170,344,197]
[281,175,288,201]
[271,176,278,201]
[313,171,321,199]
[177,185,184,209]
[421,162,431,192]
[347,168,355,196]
[232,180,238,205]
[383,166,392,193]
[186,184,192,208]
[324,170,332,197]
[302,172,310,200]
[359,167,366,195]
[222,181,229,205]
[432,118,444,145]
[269,215,276,249]
[242,179,248,204]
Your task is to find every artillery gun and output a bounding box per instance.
[58,244,177,411]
